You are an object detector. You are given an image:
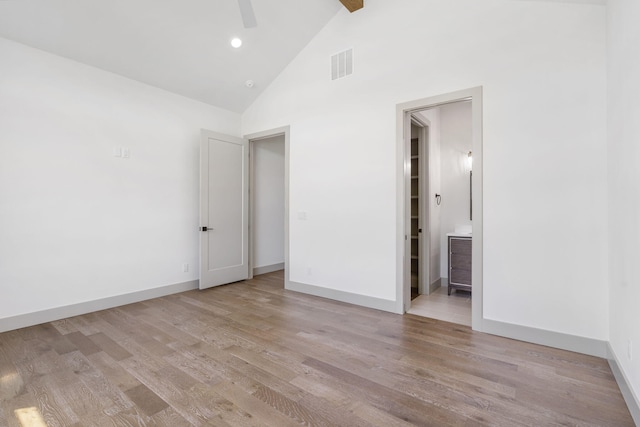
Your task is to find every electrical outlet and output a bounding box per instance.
[628,340,633,361]
[122,148,131,158]
[183,263,189,273]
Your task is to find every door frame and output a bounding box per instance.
[409,114,431,297]
[244,126,290,287]
[396,87,484,331]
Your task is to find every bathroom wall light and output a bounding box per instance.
[231,37,242,48]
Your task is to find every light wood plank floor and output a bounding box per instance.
[409,286,472,327]
[0,271,634,426]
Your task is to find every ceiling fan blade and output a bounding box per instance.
[237,0,257,28]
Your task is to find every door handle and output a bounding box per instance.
[200,226,214,232]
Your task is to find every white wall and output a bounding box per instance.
[438,102,473,276]
[253,136,285,269]
[243,0,608,340]
[607,0,640,408]
[0,37,241,323]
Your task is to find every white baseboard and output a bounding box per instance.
[287,281,397,313]
[285,282,609,358]
[485,320,637,422]
[0,280,199,333]
[429,278,442,294]
[253,262,285,276]
[482,319,608,358]
[607,343,640,425]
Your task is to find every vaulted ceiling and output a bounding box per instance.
[0,0,357,112]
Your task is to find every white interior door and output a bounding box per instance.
[200,130,249,289]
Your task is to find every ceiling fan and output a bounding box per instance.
[237,0,257,28]
[236,0,364,29]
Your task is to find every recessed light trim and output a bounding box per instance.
[231,38,242,48]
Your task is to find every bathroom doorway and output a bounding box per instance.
[397,87,483,329]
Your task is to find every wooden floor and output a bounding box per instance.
[408,285,472,327]
[0,271,634,426]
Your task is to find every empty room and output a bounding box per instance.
[1,0,639,425]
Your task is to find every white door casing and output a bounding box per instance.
[200,130,249,289]
[396,86,483,332]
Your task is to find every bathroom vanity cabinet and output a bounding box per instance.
[448,234,472,295]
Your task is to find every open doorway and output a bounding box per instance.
[410,102,473,326]
[396,87,483,331]
[245,127,290,286]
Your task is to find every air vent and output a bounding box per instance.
[331,48,353,80]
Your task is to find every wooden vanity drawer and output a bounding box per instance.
[450,254,471,270]
[450,268,471,285]
[448,236,472,295]
[450,237,472,256]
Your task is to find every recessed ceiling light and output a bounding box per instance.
[231,38,242,48]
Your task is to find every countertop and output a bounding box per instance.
[447,232,472,238]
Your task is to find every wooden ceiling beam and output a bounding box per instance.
[339,0,363,13]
